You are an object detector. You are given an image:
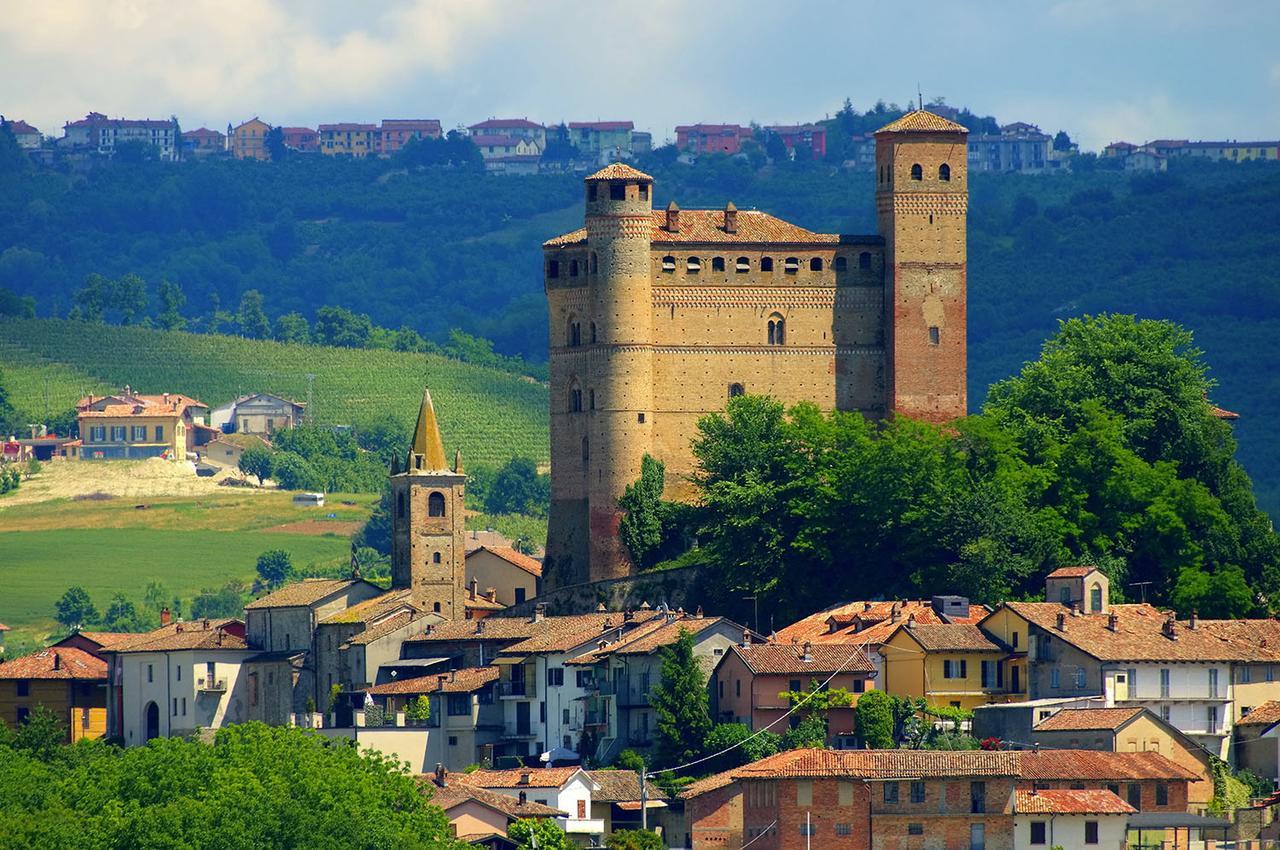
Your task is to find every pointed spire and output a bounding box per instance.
[453,448,464,475]
[410,389,449,472]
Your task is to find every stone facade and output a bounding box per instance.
[544,111,970,587]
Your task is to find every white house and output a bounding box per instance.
[1008,789,1133,850]
[459,766,604,843]
[104,618,256,745]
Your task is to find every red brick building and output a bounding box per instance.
[378,119,443,154]
[765,124,828,159]
[675,123,754,155]
[281,127,318,152]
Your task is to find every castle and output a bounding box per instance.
[542,109,970,588]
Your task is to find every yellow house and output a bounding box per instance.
[318,123,378,157]
[77,388,208,460]
[231,118,271,160]
[880,621,1022,712]
[0,646,109,742]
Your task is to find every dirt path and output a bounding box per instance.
[0,458,268,510]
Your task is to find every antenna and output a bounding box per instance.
[917,83,923,111]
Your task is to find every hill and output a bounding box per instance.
[0,318,549,467]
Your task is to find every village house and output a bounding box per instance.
[567,121,635,161]
[209,392,305,434]
[367,666,501,770]
[674,123,754,155]
[711,641,876,747]
[103,617,254,745]
[880,621,1023,712]
[280,126,318,152]
[1233,701,1280,785]
[202,432,270,469]
[229,117,271,160]
[463,545,542,607]
[318,123,378,157]
[76,388,208,460]
[312,589,437,705]
[6,119,43,149]
[587,770,673,838]
[181,127,225,156]
[377,119,442,154]
[457,766,604,844]
[0,645,109,741]
[968,122,1053,173]
[764,123,828,158]
[427,766,566,845]
[61,112,179,160]
[468,118,547,150]
[1008,789,1134,850]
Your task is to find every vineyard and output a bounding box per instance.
[0,318,549,466]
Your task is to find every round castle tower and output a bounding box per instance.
[585,164,654,579]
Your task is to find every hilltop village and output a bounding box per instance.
[4,111,1280,850]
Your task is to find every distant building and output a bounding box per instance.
[4,119,42,149]
[76,387,209,460]
[1184,140,1280,162]
[674,123,753,155]
[318,123,378,157]
[203,433,270,469]
[568,121,635,160]
[377,119,442,155]
[468,118,547,151]
[463,545,542,608]
[764,123,827,159]
[0,645,109,742]
[968,122,1052,173]
[230,118,271,160]
[1105,138,1277,166]
[62,112,179,160]
[631,130,652,154]
[280,127,318,153]
[181,127,225,156]
[209,392,305,435]
[1125,150,1167,172]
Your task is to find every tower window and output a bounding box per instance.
[767,314,786,345]
[568,318,581,347]
[433,552,441,564]
[589,389,595,410]
[396,492,405,519]
[859,251,872,270]
[929,326,940,345]
[581,436,589,464]
[712,256,725,272]
[588,184,598,202]
[729,383,745,398]
[736,257,750,272]
[911,163,923,181]
[687,257,701,273]
[571,387,583,412]
[661,255,676,272]
[810,258,823,272]
[547,260,559,279]
[610,181,626,201]
[639,183,648,201]
[783,257,799,274]
[761,257,774,272]
[637,413,645,423]
[433,602,441,613]
[569,260,579,277]
[939,163,951,181]
[835,256,847,272]
[590,322,597,344]
[428,492,446,517]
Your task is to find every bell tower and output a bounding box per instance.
[390,389,466,618]
[875,110,969,422]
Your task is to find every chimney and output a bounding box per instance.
[438,675,448,690]
[160,607,171,627]
[597,603,607,612]
[1055,612,1066,631]
[203,618,211,630]
[741,629,751,649]
[519,772,532,786]
[801,641,813,663]
[531,602,547,623]
[450,669,457,682]
[1107,613,1118,631]
[1189,611,1198,630]
[723,201,738,234]
[216,629,224,646]
[864,602,873,612]
[163,392,170,404]
[1070,602,1081,618]
[665,200,680,232]
[476,619,486,634]
[176,622,184,633]
[602,618,613,632]
[890,606,901,623]
[52,651,60,671]
[518,790,528,805]
[907,613,916,628]
[435,763,446,787]
[624,610,634,622]
[486,588,497,602]
[639,601,652,611]
[1163,615,1177,639]
[695,606,704,618]
[470,577,479,598]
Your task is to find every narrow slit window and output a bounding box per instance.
[939,163,951,181]
[929,326,940,345]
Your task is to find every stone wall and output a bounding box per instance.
[502,566,704,618]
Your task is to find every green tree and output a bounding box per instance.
[619,454,667,569]
[190,582,247,618]
[271,451,324,491]
[405,695,432,724]
[393,325,427,352]
[358,413,410,465]
[238,445,274,485]
[485,456,549,516]
[155,279,187,330]
[650,628,712,767]
[356,483,393,555]
[112,273,148,325]
[54,586,98,630]
[256,549,293,589]
[702,722,780,773]
[102,593,149,632]
[8,705,65,760]
[508,817,572,850]
[274,311,311,344]
[856,690,895,749]
[781,713,828,750]
[1053,130,1074,152]
[606,829,664,850]
[0,118,30,175]
[0,285,36,318]
[237,289,272,339]
[314,305,374,348]
[264,126,286,161]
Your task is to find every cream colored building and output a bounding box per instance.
[464,545,542,607]
[231,118,271,160]
[77,388,207,460]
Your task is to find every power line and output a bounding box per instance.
[740,819,779,849]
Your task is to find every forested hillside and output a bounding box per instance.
[2,151,1278,509]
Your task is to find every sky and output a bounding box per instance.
[1,0,1277,152]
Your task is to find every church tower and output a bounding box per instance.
[875,110,969,422]
[390,390,466,618]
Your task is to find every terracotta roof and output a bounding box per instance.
[996,602,1280,663]
[1010,789,1135,815]
[0,647,107,681]
[71,631,137,649]
[498,612,662,657]
[680,765,741,799]
[1238,701,1280,728]
[584,162,653,182]
[588,770,667,802]
[1033,707,1146,732]
[569,121,634,131]
[343,612,426,647]
[567,615,740,665]
[1210,406,1240,420]
[1046,567,1099,579]
[469,545,542,577]
[875,110,969,135]
[1020,750,1198,781]
[459,766,588,790]
[777,600,986,647]
[245,578,365,610]
[893,623,1006,652]
[469,118,544,131]
[544,208,839,249]
[464,594,507,612]
[732,749,1023,781]
[321,590,421,625]
[106,619,248,653]
[6,120,40,135]
[730,643,874,676]
[319,123,377,132]
[76,392,207,419]
[367,667,499,695]
[211,433,271,451]
[182,127,223,139]
[429,781,566,818]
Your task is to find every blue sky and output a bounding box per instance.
[2,0,1277,152]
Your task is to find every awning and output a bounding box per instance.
[1127,813,1231,830]
[493,655,530,665]
[616,800,668,811]
[379,657,450,669]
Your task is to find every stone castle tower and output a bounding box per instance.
[542,110,968,588]
[390,389,466,618]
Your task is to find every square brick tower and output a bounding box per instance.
[390,390,466,618]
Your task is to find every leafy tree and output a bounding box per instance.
[614,748,646,772]
[781,713,828,750]
[619,455,668,569]
[650,628,712,767]
[237,289,272,339]
[358,413,410,465]
[485,457,549,516]
[238,445,274,485]
[0,119,30,175]
[1053,130,1074,152]
[256,549,293,589]
[274,311,311,344]
[606,829,664,850]
[393,325,427,352]
[155,279,187,330]
[507,818,572,849]
[405,695,432,724]
[102,593,149,632]
[542,124,580,163]
[356,483,393,555]
[856,690,895,749]
[6,705,64,760]
[270,451,323,491]
[190,582,247,619]
[0,285,35,318]
[703,722,780,773]
[112,273,148,325]
[113,139,158,163]
[264,126,286,161]
[314,305,373,348]
[54,586,97,630]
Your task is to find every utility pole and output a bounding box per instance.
[305,373,315,420]
[743,595,759,636]
[640,762,648,831]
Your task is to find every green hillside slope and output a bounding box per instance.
[0,318,548,466]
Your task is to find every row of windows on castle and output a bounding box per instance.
[879,162,953,184]
[564,312,789,349]
[547,251,875,279]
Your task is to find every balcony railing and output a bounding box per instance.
[497,680,536,699]
[585,710,609,728]
[196,678,227,693]
[501,724,538,740]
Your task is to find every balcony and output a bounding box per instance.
[564,818,606,835]
[196,678,227,693]
[501,724,538,740]
[617,689,650,708]
[497,680,536,699]
[585,710,610,728]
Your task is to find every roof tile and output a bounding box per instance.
[367,667,498,695]
[731,643,875,675]
[1033,707,1146,732]
[0,647,107,681]
[1011,789,1135,815]
[876,110,969,134]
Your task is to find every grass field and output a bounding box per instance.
[0,317,549,467]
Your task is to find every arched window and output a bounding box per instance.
[859,251,872,270]
[581,436,589,464]
[610,181,626,201]
[939,163,951,182]
[433,602,441,613]
[767,313,785,345]
[761,257,774,272]
[590,252,598,274]
[1090,584,1103,612]
[736,257,750,272]
[569,259,579,277]
[687,257,701,273]
[570,382,582,413]
[712,257,725,272]
[396,492,405,519]
[810,258,823,272]
[567,317,581,347]
[729,383,745,398]
[835,256,848,272]
[661,255,676,272]
[428,492,446,517]
[910,163,923,181]
[547,260,560,279]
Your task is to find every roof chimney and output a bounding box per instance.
[723,201,738,234]
[1055,612,1066,631]
[597,603,607,612]
[1107,613,1118,631]
[1189,611,1198,630]
[1163,614,1177,639]
[52,651,60,671]
[203,618,211,630]
[485,588,497,602]
[438,675,448,690]
[695,606,704,618]
[801,641,813,663]
[907,613,916,628]
[890,606,901,623]
[470,577,479,598]
[519,772,532,786]
[665,201,680,232]
[531,602,547,623]
[476,619,486,634]
[435,763,446,787]
[741,629,751,649]
[1070,601,1081,617]
[864,602,873,612]
[624,610,634,622]
[160,607,171,627]
[176,622,184,633]
[518,790,528,805]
